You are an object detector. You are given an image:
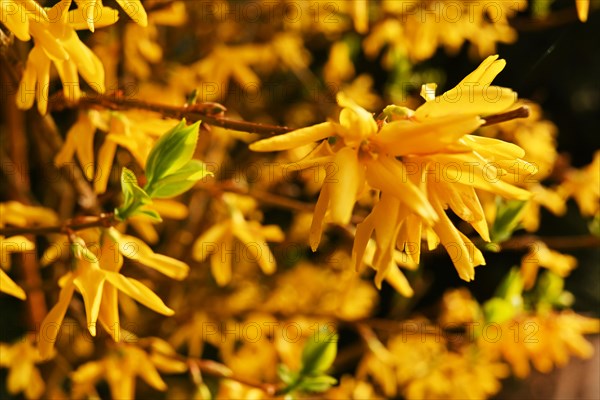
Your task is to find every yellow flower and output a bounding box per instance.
[0,335,47,400]
[559,151,600,217]
[438,288,481,326]
[192,194,284,286]
[123,2,186,78]
[359,329,509,400]
[367,0,525,62]
[54,110,99,180]
[480,312,600,378]
[39,227,188,358]
[251,55,531,283]
[521,241,577,289]
[71,340,185,399]
[16,0,116,114]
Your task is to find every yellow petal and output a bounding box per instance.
[98,283,120,341]
[458,55,504,87]
[211,250,232,287]
[384,265,414,297]
[103,271,174,315]
[150,199,188,219]
[415,87,517,120]
[29,21,69,61]
[329,147,361,224]
[75,117,97,179]
[430,197,480,281]
[192,223,229,261]
[115,232,189,280]
[94,140,117,194]
[73,266,106,336]
[1,0,30,41]
[365,157,437,223]
[352,213,376,272]
[259,224,285,242]
[576,0,589,22]
[73,0,98,31]
[115,0,148,26]
[234,224,277,275]
[39,279,75,359]
[463,135,526,160]
[397,214,422,265]
[337,92,378,144]
[309,181,332,251]
[0,269,26,300]
[54,59,81,104]
[136,353,167,391]
[374,114,483,156]
[249,122,335,152]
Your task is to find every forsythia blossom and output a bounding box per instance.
[250,55,533,287]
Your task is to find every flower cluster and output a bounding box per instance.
[251,55,532,289]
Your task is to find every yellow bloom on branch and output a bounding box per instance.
[251,55,532,284]
[0,336,47,400]
[39,227,188,358]
[192,194,284,286]
[521,241,577,290]
[480,311,600,378]
[71,340,185,399]
[16,0,116,114]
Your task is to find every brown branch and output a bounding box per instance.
[195,359,279,396]
[200,181,315,213]
[142,342,279,395]
[0,213,115,237]
[47,93,531,138]
[47,92,293,136]
[497,234,600,252]
[482,106,530,127]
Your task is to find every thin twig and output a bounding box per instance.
[47,93,531,137]
[47,92,293,135]
[482,106,530,127]
[0,213,115,236]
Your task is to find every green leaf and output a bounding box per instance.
[589,213,600,237]
[145,160,212,199]
[300,327,338,375]
[534,271,570,310]
[136,209,162,222]
[493,267,524,303]
[277,364,298,386]
[483,298,518,324]
[297,375,337,393]
[145,119,201,186]
[531,0,554,18]
[115,167,161,222]
[490,198,527,243]
[484,267,524,323]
